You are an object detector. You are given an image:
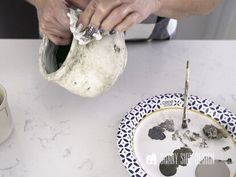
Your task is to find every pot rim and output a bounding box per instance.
[39,36,77,81]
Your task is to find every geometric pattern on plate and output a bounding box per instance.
[117,93,236,177]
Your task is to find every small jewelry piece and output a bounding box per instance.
[84,26,96,38]
[67,9,110,45]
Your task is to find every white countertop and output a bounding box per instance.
[0,40,236,177]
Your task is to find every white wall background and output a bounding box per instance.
[176,0,236,39]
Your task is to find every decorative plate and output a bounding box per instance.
[117,93,236,177]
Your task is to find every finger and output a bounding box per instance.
[81,0,122,28]
[101,4,133,31]
[89,1,121,28]
[55,4,70,30]
[41,2,70,32]
[40,22,71,38]
[78,0,97,27]
[55,17,70,32]
[46,28,71,39]
[46,33,71,45]
[115,12,141,32]
[40,15,71,35]
[40,14,63,31]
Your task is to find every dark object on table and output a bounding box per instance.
[148,126,166,140]
[203,124,228,139]
[159,155,178,176]
[173,147,193,166]
[218,158,233,164]
[222,146,230,151]
[159,119,175,132]
[159,147,193,176]
[225,158,233,164]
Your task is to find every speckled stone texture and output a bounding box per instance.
[39,33,127,97]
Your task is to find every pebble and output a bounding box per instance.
[148,126,166,140]
[159,155,178,176]
[159,147,193,176]
[159,119,175,132]
[203,124,228,139]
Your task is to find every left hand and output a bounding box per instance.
[78,0,156,32]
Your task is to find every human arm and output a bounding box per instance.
[79,0,221,32]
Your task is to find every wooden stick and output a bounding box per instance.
[182,60,190,129]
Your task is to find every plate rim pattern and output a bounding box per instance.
[117,93,236,177]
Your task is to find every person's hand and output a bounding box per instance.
[34,0,91,45]
[79,0,156,32]
[34,0,73,45]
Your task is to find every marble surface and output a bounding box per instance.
[0,40,236,177]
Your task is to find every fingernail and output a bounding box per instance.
[99,28,105,34]
[109,29,116,35]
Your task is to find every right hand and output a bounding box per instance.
[35,0,72,45]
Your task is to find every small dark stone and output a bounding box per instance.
[181,120,188,129]
[183,130,197,142]
[173,147,193,166]
[189,137,196,141]
[203,124,228,139]
[222,146,230,151]
[159,119,175,132]
[200,139,208,148]
[226,158,233,164]
[159,155,178,176]
[113,44,121,53]
[217,158,233,164]
[193,132,201,138]
[159,147,193,176]
[148,126,166,140]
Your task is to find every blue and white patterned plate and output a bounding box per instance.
[117,93,236,177]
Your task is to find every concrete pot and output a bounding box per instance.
[39,32,127,97]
